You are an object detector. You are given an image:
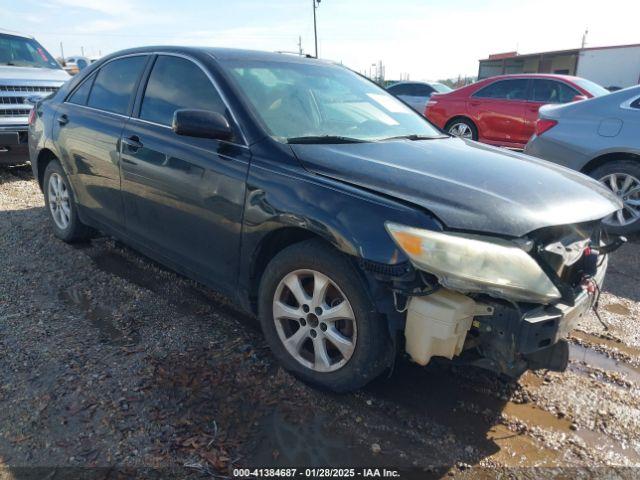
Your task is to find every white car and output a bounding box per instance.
[63,56,91,75]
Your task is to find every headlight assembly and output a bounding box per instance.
[385,222,561,304]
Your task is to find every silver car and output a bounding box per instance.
[386,81,452,113]
[525,86,640,234]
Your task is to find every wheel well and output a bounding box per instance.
[36,149,58,190]
[581,152,640,175]
[249,227,325,311]
[444,115,476,131]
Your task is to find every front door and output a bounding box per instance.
[119,54,250,292]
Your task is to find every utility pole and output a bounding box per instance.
[81,46,85,56]
[60,42,65,60]
[581,28,589,48]
[312,0,321,58]
[298,36,303,56]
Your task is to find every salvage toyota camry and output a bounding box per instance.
[29,47,623,392]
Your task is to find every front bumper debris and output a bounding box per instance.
[403,251,608,377]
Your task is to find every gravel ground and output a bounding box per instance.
[1,164,640,479]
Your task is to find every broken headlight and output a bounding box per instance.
[385,223,561,304]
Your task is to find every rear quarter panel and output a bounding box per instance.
[425,96,468,129]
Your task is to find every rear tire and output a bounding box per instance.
[445,117,478,141]
[589,160,640,235]
[258,239,392,392]
[43,159,94,242]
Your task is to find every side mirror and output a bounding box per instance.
[572,95,588,102]
[172,109,233,141]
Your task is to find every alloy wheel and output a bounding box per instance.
[599,173,640,227]
[48,172,71,230]
[448,122,473,139]
[272,269,357,373]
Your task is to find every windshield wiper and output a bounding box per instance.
[378,134,443,141]
[286,135,368,144]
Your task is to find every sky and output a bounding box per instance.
[2,0,639,81]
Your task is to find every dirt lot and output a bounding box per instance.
[1,164,640,478]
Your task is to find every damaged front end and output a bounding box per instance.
[381,221,625,377]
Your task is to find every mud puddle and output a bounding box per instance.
[603,303,632,317]
[574,428,640,464]
[571,330,640,361]
[60,286,139,346]
[569,342,640,384]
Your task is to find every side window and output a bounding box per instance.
[531,80,579,103]
[67,73,95,106]
[473,79,528,100]
[631,97,640,109]
[87,56,147,115]
[140,55,226,126]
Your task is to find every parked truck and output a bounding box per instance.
[0,30,68,165]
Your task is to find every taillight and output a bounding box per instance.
[535,118,557,136]
[28,108,36,126]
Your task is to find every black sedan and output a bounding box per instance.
[29,46,621,392]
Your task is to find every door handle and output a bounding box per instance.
[122,135,143,151]
[57,114,69,126]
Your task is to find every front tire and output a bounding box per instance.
[590,160,640,235]
[258,240,392,392]
[43,159,93,242]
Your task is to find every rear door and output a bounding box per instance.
[53,54,149,231]
[119,54,250,291]
[524,79,581,139]
[467,78,529,146]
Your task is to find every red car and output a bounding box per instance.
[425,74,609,149]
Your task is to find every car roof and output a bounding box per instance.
[385,80,443,88]
[483,73,584,83]
[98,45,335,66]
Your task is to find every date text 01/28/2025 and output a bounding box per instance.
[232,468,401,478]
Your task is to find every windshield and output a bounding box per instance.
[0,34,60,69]
[432,83,453,93]
[222,59,442,143]
[573,77,609,97]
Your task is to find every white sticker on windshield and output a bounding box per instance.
[367,93,406,113]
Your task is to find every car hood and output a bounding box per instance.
[290,137,621,237]
[0,65,69,84]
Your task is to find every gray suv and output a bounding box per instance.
[0,30,68,165]
[525,86,640,234]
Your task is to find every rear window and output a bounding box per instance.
[432,83,453,93]
[87,56,147,115]
[67,73,95,105]
[572,78,609,97]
